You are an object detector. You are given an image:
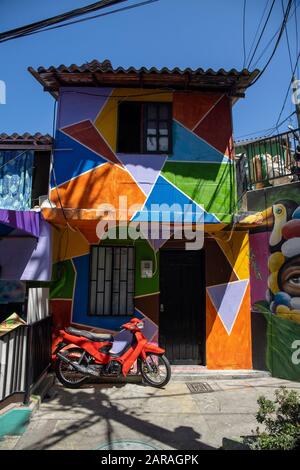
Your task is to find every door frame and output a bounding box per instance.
[159,248,206,366]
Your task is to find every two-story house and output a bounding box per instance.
[30,60,259,369]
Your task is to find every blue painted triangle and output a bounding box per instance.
[207,280,248,334]
[168,121,230,163]
[51,130,107,188]
[132,175,219,223]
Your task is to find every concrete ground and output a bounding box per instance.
[1,375,300,450]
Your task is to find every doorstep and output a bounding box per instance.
[170,366,270,382]
[0,372,55,444]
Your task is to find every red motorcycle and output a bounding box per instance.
[54,318,171,388]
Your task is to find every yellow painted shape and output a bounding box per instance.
[268,251,285,273]
[214,231,249,280]
[268,272,279,294]
[276,305,290,315]
[278,312,300,324]
[52,224,90,263]
[94,88,173,151]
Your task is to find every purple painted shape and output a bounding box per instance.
[249,232,270,305]
[109,341,128,355]
[117,154,167,196]
[140,223,175,252]
[207,280,248,334]
[58,87,112,128]
[0,209,40,237]
[0,217,52,281]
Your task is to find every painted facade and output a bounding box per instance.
[44,85,252,369]
[245,182,300,381]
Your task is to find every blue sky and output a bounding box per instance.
[0,0,299,140]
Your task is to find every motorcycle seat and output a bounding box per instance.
[66,327,113,342]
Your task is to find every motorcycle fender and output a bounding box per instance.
[143,343,165,355]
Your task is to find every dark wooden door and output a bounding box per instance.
[159,250,205,365]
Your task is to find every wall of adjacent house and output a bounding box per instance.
[248,181,300,381]
[0,150,34,210]
[46,86,254,369]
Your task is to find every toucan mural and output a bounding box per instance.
[245,185,300,382]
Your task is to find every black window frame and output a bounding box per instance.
[117,101,173,155]
[88,245,135,317]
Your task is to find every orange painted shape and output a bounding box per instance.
[62,120,122,165]
[193,96,233,157]
[52,224,90,262]
[49,163,146,214]
[173,92,223,131]
[206,284,252,369]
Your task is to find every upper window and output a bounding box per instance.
[117,102,172,154]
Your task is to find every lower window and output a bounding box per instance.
[89,246,135,316]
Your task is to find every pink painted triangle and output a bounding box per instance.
[62,120,122,166]
[207,280,248,335]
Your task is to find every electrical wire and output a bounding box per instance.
[0,0,128,42]
[281,0,294,73]
[247,0,293,88]
[252,0,300,68]
[2,0,160,42]
[235,110,297,141]
[242,0,247,68]
[275,50,300,127]
[247,0,276,69]
[295,0,300,75]
[245,0,271,66]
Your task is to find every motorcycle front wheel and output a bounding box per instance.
[140,353,171,388]
[55,347,89,388]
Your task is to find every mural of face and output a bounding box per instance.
[278,255,300,297]
[267,202,300,323]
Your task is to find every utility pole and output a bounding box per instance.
[292,75,300,130]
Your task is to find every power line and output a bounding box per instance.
[247,0,276,69]
[295,0,300,75]
[242,0,247,68]
[247,0,293,88]
[281,0,294,73]
[252,0,300,68]
[276,50,300,126]
[245,0,271,66]
[0,0,129,43]
[9,0,159,41]
[235,110,297,141]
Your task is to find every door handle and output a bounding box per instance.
[160,303,164,313]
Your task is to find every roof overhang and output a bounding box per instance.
[28,60,260,100]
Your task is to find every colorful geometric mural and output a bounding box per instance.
[46,85,250,369]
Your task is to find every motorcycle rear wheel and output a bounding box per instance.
[140,353,171,388]
[55,347,89,388]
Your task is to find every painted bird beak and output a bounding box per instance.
[240,206,274,227]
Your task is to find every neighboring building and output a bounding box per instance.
[236,129,300,381]
[29,59,259,369]
[0,133,53,408]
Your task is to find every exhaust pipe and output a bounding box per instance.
[57,352,99,377]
